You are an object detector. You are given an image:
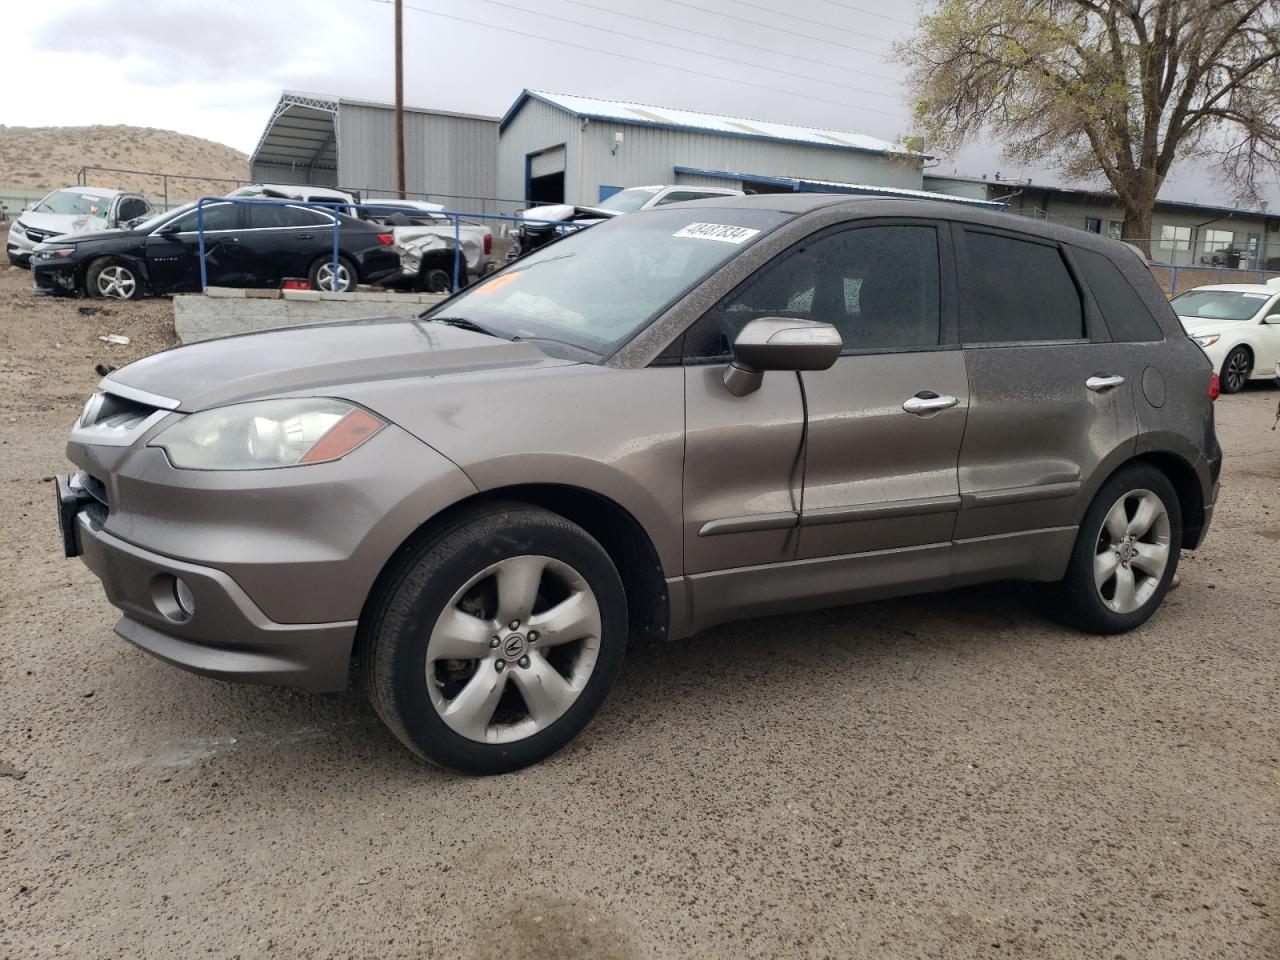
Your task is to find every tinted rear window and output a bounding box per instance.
[962,231,1084,343]
[1074,247,1163,342]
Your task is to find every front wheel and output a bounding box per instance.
[358,503,627,775]
[1220,345,1251,394]
[308,254,356,293]
[1037,463,1182,634]
[86,258,142,299]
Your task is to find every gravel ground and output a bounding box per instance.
[2,265,1278,959]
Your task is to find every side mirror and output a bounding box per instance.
[1264,314,1280,325]
[158,220,180,235]
[723,317,842,397]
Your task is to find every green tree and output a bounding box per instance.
[898,1,1280,253]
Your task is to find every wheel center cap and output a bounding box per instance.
[1119,541,1136,564]
[501,633,528,661]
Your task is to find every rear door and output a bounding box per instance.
[242,204,334,285]
[951,225,1138,581]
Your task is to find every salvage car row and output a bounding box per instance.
[10,184,495,298]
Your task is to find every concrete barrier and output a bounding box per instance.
[174,288,447,344]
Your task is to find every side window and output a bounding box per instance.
[118,197,148,221]
[1073,247,1163,342]
[685,225,942,360]
[248,204,331,229]
[169,203,239,232]
[961,231,1084,344]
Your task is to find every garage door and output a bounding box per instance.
[530,145,566,178]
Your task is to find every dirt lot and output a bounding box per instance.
[2,264,1278,959]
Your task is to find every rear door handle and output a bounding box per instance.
[296,234,314,240]
[1086,375,1126,392]
[902,393,961,415]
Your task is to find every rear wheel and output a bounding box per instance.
[358,503,627,774]
[308,254,356,293]
[1220,345,1251,393]
[86,258,142,300]
[1037,463,1181,634]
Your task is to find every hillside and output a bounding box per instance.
[0,125,249,202]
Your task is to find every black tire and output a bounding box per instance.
[357,502,628,775]
[307,254,357,293]
[85,257,143,300]
[420,265,453,294]
[1220,345,1251,394]
[1037,463,1182,634]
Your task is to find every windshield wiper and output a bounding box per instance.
[422,316,516,340]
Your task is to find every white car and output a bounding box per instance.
[7,187,153,267]
[1173,280,1280,393]
[227,184,360,216]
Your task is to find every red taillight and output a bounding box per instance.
[483,232,492,255]
[1208,372,1220,401]
[281,278,310,291]
[376,232,394,246]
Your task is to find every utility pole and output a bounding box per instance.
[394,0,406,199]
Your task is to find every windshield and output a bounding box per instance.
[33,189,112,218]
[424,207,785,357]
[596,187,660,213]
[1172,289,1271,322]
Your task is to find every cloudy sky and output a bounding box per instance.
[5,0,1276,208]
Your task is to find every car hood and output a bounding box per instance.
[1178,316,1241,335]
[17,212,112,236]
[105,317,573,413]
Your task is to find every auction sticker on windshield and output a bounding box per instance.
[672,223,761,244]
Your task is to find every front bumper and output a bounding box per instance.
[71,499,357,693]
[32,258,79,295]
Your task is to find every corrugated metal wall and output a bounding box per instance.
[497,99,581,205]
[577,121,923,204]
[336,102,499,212]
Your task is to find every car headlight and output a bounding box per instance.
[37,246,74,259]
[1191,333,1220,348]
[150,398,385,470]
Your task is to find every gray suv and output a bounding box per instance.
[57,195,1221,774]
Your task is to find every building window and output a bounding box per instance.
[1202,229,1234,253]
[1085,218,1102,233]
[1108,220,1123,241]
[1158,225,1192,251]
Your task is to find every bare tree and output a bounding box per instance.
[898,1,1280,252]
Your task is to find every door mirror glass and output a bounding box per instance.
[724,317,842,396]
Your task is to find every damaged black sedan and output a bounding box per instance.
[32,199,401,299]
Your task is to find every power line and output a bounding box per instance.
[808,0,916,27]
[555,0,901,85]
[723,0,904,43]
[665,0,888,59]
[369,0,912,122]
[464,0,902,101]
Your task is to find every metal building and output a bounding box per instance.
[498,90,930,207]
[249,91,500,208]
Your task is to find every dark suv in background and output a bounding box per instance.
[58,195,1220,773]
[32,199,401,298]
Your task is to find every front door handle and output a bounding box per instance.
[296,234,314,240]
[902,393,961,416]
[1086,375,1126,392]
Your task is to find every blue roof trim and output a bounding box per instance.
[1024,183,1276,222]
[500,90,917,160]
[673,166,1008,210]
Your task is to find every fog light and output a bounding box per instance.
[174,578,196,617]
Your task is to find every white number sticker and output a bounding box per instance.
[672,222,761,244]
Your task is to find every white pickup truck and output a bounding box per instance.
[360,199,494,292]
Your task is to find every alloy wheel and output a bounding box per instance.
[1093,489,1172,614]
[1224,350,1250,392]
[425,554,602,744]
[315,261,352,292]
[97,265,137,299]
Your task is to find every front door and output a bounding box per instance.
[951,225,1139,582]
[145,201,244,291]
[678,219,967,628]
